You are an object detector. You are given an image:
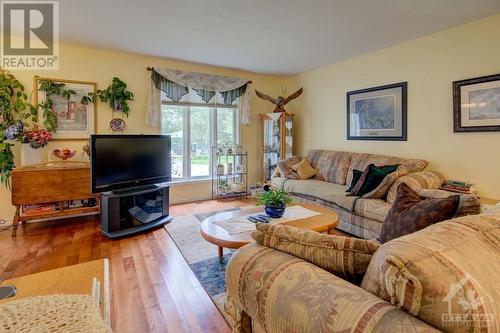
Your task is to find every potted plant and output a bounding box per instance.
[88,77,134,117]
[256,188,293,218]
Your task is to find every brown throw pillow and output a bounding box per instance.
[379,183,460,243]
[290,158,317,179]
[252,223,379,283]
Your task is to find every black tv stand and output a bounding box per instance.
[100,184,172,238]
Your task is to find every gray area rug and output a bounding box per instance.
[164,207,244,318]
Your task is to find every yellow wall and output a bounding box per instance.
[0,43,283,219]
[285,14,500,199]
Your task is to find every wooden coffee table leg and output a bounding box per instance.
[218,246,223,258]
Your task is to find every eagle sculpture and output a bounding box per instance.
[255,87,303,113]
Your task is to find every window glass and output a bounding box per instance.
[160,103,239,180]
[161,105,183,178]
[217,108,236,145]
[190,107,210,177]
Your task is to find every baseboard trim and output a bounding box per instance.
[170,195,213,205]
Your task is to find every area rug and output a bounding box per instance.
[164,207,247,319]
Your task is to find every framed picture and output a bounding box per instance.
[453,73,500,132]
[34,76,97,140]
[347,82,407,141]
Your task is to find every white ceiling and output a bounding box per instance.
[59,0,500,75]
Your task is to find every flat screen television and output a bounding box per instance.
[91,134,171,193]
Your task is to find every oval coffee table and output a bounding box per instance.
[200,203,339,257]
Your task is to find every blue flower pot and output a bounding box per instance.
[265,204,286,218]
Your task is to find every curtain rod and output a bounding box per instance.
[146,66,252,84]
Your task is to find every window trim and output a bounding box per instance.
[160,102,240,181]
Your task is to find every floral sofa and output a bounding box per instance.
[225,214,500,332]
[271,150,481,239]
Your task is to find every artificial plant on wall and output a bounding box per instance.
[86,77,134,117]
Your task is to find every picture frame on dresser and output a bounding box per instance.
[34,76,97,140]
[453,73,500,132]
[347,82,407,141]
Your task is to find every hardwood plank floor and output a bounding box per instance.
[0,198,255,333]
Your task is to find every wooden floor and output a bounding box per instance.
[0,198,255,333]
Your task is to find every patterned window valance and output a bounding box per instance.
[147,68,251,127]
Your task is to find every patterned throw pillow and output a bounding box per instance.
[386,171,444,204]
[348,164,399,197]
[290,158,317,179]
[252,223,380,282]
[276,155,301,179]
[379,183,460,243]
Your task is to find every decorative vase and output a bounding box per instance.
[113,100,121,111]
[52,148,76,161]
[265,204,286,218]
[227,162,233,175]
[20,144,42,166]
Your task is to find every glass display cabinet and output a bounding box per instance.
[260,113,294,181]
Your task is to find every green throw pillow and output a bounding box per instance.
[350,164,399,197]
[346,169,363,192]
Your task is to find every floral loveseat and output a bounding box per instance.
[225,214,500,332]
[271,150,481,239]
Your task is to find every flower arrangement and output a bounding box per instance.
[20,128,52,148]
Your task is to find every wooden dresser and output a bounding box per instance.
[11,161,99,236]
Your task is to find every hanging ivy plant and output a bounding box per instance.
[36,80,79,132]
[85,77,134,117]
[0,72,35,184]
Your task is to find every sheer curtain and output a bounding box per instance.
[146,68,251,127]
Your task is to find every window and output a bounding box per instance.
[161,102,238,180]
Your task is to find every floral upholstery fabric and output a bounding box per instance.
[362,214,500,332]
[346,153,428,188]
[225,242,440,333]
[354,198,391,223]
[306,150,352,185]
[275,178,359,212]
[289,192,383,240]
[251,223,379,282]
[386,170,444,204]
[346,215,383,240]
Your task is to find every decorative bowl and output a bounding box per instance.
[52,148,76,160]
